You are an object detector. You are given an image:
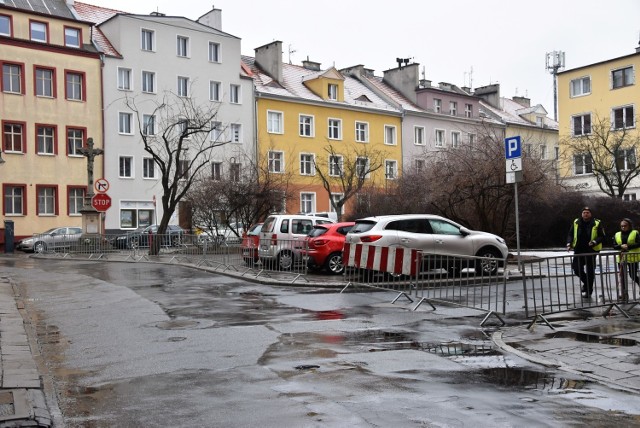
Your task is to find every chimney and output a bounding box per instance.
[461,86,471,94]
[197,7,222,31]
[150,11,166,16]
[383,62,420,103]
[473,84,501,109]
[255,41,283,83]
[512,96,530,107]
[419,79,431,88]
[302,57,321,71]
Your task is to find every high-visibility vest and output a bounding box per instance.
[572,218,602,251]
[615,230,640,263]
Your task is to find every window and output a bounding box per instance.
[624,193,637,201]
[143,157,155,179]
[143,114,155,136]
[117,68,132,91]
[570,76,591,97]
[612,66,634,89]
[211,162,222,180]
[177,160,189,180]
[208,42,220,62]
[524,144,532,157]
[615,148,636,171]
[177,120,189,138]
[36,125,56,155]
[141,29,154,51]
[536,116,544,127]
[328,118,342,140]
[328,83,338,100]
[300,153,314,176]
[36,186,56,215]
[300,193,315,213]
[414,126,425,145]
[141,71,155,93]
[119,156,133,178]
[435,129,445,147]
[229,84,241,104]
[384,125,397,145]
[177,76,189,97]
[385,160,397,179]
[300,115,314,137]
[554,146,560,160]
[230,162,240,182]
[67,128,84,156]
[469,133,476,145]
[0,15,11,36]
[3,122,24,153]
[3,185,25,215]
[2,63,23,94]
[30,21,47,42]
[574,153,593,175]
[572,113,591,136]
[65,71,84,101]
[268,150,284,173]
[451,131,460,148]
[118,112,133,134]
[356,157,369,179]
[434,98,442,113]
[415,159,425,173]
[64,27,81,47]
[68,187,85,215]
[209,81,221,101]
[330,194,343,214]
[613,105,634,130]
[230,123,241,143]
[449,101,457,116]
[539,145,547,160]
[210,121,223,141]
[267,111,283,134]
[35,67,54,97]
[329,155,343,177]
[355,121,369,142]
[465,103,473,118]
[177,36,189,57]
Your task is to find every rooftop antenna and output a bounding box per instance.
[546,50,565,120]
[288,44,296,64]
[421,66,426,80]
[463,66,473,89]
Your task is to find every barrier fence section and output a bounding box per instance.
[520,251,639,329]
[343,242,508,326]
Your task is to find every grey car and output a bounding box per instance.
[16,227,83,253]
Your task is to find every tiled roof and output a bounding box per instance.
[72,2,124,57]
[2,0,76,19]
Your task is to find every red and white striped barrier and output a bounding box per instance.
[343,243,419,276]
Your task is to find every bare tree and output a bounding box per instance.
[561,114,640,198]
[125,89,227,254]
[312,144,387,221]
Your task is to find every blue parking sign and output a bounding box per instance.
[504,136,522,159]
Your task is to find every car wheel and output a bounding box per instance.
[475,248,502,275]
[129,237,139,249]
[277,251,294,270]
[325,252,345,275]
[33,241,47,253]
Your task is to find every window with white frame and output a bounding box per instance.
[434,98,442,113]
[385,160,397,179]
[230,123,241,143]
[64,27,80,47]
[384,125,397,145]
[451,131,460,148]
[141,29,154,51]
[574,153,593,175]
[35,67,54,97]
[328,118,342,140]
[415,159,425,173]
[211,162,222,181]
[329,155,343,177]
[624,193,637,201]
[539,145,547,160]
[267,111,283,134]
[330,193,343,214]
[30,21,47,42]
[356,157,369,179]
[143,114,155,136]
[554,146,560,160]
[613,105,634,130]
[67,128,84,156]
[414,126,425,145]
[4,122,24,152]
[300,193,315,213]
[449,101,457,116]
[117,68,131,90]
[177,159,189,180]
[143,157,155,178]
[615,148,636,171]
[3,185,25,215]
[37,186,56,215]
[208,41,220,62]
[177,35,189,57]
[300,153,314,175]
[469,133,476,145]
[536,116,544,127]
[177,120,189,139]
[328,83,338,100]
[119,156,133,178]
[3,63,23,94]
[230,84,241,104]
[612,66,634,89]
[570,76,591,97]
[465,103,473,118]
[0,15,11,36]
[118,112,133,134]
[572,113,591,136]
[68,188,84,215]
[37,125,55,155]
[177,76,189,97]
[268,150,284,173]
[524,144,532,157]
[209,81,221,101]
[210,121,223,141]
[435,129,445,147]
[65,71,83,100]
[355,121,369,142]
[142,71,155,93]
[229,162,240,182]
[299,115,314,137]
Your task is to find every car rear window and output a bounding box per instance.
[248,224,262,235]
[350,221,376,233]
[308,226,328,238]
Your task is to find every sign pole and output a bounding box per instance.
[514,181,521,273]
[505,136,523,273]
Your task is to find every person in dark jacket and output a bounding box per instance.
[566,207,606,298]
[612,217,639,303]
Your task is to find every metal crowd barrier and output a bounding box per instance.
[520,251,639,329]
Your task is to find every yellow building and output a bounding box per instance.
[0,2,103,242]
[557,46,640,198]
[244,41,403,219]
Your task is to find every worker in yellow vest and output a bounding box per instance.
[613,218,638,303]
[566,206,606,299]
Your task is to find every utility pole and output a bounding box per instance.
[545,51,565,121]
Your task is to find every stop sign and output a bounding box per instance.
[92,193,112,212]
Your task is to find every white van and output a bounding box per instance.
[258,214,335,270]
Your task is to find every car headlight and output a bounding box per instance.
[21,238,34,244]
[495,237,505,245]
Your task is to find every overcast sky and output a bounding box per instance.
[88,0,640,114]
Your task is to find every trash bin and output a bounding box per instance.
[4,220,14,254]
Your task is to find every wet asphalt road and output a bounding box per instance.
[3,255,640,427]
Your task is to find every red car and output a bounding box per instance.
[303,222,355,274]
[241,223,263,265]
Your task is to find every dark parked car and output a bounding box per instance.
[110,225,184,249]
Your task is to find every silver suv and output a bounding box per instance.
[258,214,335,270]
[345,214,508,275]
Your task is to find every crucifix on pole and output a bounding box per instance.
[78,137,104,235]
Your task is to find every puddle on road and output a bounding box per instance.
[545,331,638,346]
[473,367,589,392]
[577,321,640,335]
